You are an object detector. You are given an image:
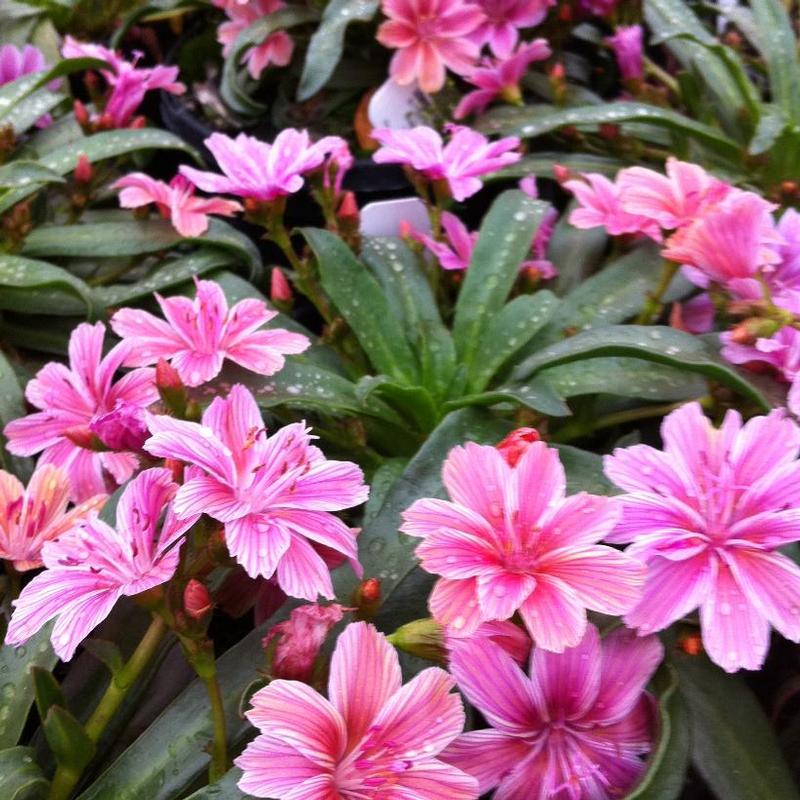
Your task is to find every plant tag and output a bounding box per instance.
[368,78,429,130]
[360,197,431,237]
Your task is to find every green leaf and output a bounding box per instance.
[302,228,419,383]
[467,290,558,393]
[513,325,769,410]
[674,650,800,800]
[0,129,198,215]
[0,160,65,189]
[0,747,49,800]
[445,381,571,418]
[182,768,252,799]
[2,89,62,135]
[22,221,183,258]
[42,706,94,778]
[478,102,741,160]
[452,190,550,366]
[355,376,439,431]
[546,204,609,295]
[361,237,455,400]
[298,0,379,101]
[200,218,262,276]
[491,152,629,180]
[749,104,789,155]
[554,444,616,494]
[0,348,32,479]
[31,666,65,723]
[625,665,690,800]
[0,253,92,315]
[80,640,125,677]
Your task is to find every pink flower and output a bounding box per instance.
[408,211,478,270]
[110,278,309,387]
[443,625,662,799]
[61,37,185,128]
[113,173,242,238]
[454,39,550,119]
[0,44,54,127]
[769,208,800,309]
[446,619,532,665]
[617,158,733,231]
[662,191,783,297]
[212,0,294,79]
[236,621,478,799]
[565,172,662,240]
[90,400,149,451]
[372,125,521,201]
[144,385,369,599]
[604,401,800,672]
[605,24,644,81]
[262,603,346,682]
[580,0,618,15]
[400,439,645,649]
[377,0,485,93]
[470,0,554,57]
[180,130,341,203]
[518,176,558,278]
[0,465,106,571]
[5,468,197,661]
[4,323,157,502]
[721,326,800,384]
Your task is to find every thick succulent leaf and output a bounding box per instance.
[43,705,95,775]
[183,767,252,799]
[0,160,64,189]
[545,203,609,294]
[302,228,419,384]
[513,325,769,410]
[445,381,571,418]
[0,747,49,800]
[297,0,380,101]
[31,667,66,724]
[674,650,800,800]
[492,152,629,179]
[750,103,789,155]
[0,348,32,479]
[355,376,439,432]
[452,190,550,365]
[0,254,92,315]
[2,89,62,136]
[554,444,616,495]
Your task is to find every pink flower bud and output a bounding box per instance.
[74,153,92,184]
[337,191,359,223]
[64,424,107,451]
[156,358,183,392]
[73,100,90,128]
[262,603,345,682]
[496,427,541,466]
[90,401,148,451]
[270,267,293,303]
[184,579,213,620]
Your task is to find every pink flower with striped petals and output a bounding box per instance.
[5,468,198,661]
[236,621,478,799]
[443,625,662,799]
[4,323,157,502]
[144,385,368,600]
[400,439,645,650]
[604,401,800,672]
[406,211,477,270]
[113,173,242,238]
[0,44,54,127]
[0,465,106,571]
[469,0,554,57]
[110,278,309,387]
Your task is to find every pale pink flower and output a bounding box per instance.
[662,191,782,298]
[113,173,242,238]
[400,440,645,649]
[4,323,157,502]
[180,130,341,203]
[236,621,478,799]
[377,0,485,93]
[721,326,800,384]
[110,278,309,388]
[604,401,800,672]
[5,468,197,661]
[617,158,733,231]
[372,125,521,201]
[408,211,478,270]
[454,39,550,119]
[0,465,106,571]
[61,37,185,127]
[262,602,346,682]
[144,385,369,599]
[605,24,644,81]
[0,44,54,127]
[470,0,554,57]
[212,0,294,79]
[443,625,662,799]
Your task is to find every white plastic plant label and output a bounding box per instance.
[368,78,429,130]
[359,197,431,237]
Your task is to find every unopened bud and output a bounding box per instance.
[499,82,523,106]
[496,427,541,466]
[156,358,188,416]
[130,115,147,129]
[74,153,92,184]
[553,164,572,184]
[679,631,703,656]
[598,123,620,140]
[73,100,90,129]
[550,62,566,81]
[270,267,293,304]
[98,112,115,131]
[781,181,799,196]
[164,457,184,483]
[337,191,359,223]
[387,618,446,663]
[184,579,213,620]
[729,317,780,345]
[64,424,108,451]
[352,577,381,618]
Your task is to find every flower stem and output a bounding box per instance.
[202,671,229,782]
[636,261,679,324]
[48,615,168,800]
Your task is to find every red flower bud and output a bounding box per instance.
[679,632,703,656]
[156,358,183,392]
[130,115,147,129]
[74,153,93,185]
[359,578,381,604]
[496,427,541,467]
[270,267,293,304]
[184,579,213,620]
[337,191,359,222]
[553,164,571,184]
[64,425,107,451]
[73,100,90,128]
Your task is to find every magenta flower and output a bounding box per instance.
[605,24,644,81]
[565,172,662,240]
[90,400,149,452]
[604,402,800,672]
[400,440,645,649]
[721,326,800,385]
[61,37,185,128]
[110,278,309,388]
[454,39,550,119]
[372,125,521,201]
[236,621,478,799]
[377,0,485,93]
[407,211,478,270]
[4,323,157,502]
[5,468,197,661]
[443,625,662,799]
[180,130,343,204]
[617,158,732,231]
[212,0,294,79]
[113,173,242,238]
[144,385,368,600]
[470,0,554,57]
[0,465,106,571]
[0,44,54,127]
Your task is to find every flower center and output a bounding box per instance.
[416,15,439,38]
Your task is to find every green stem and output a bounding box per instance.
[643,56,680,94]
[48,615,168,800]
[636,261,679,324]
[202,671,229,782]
